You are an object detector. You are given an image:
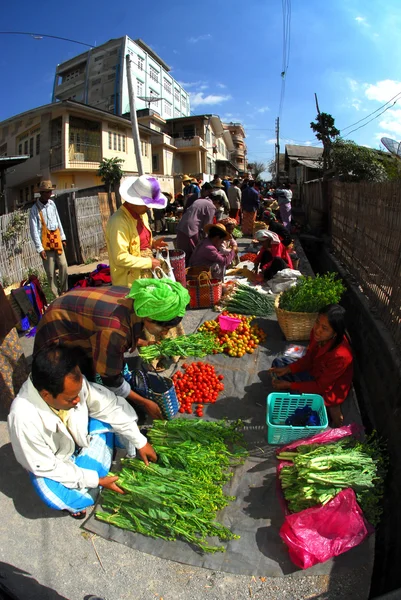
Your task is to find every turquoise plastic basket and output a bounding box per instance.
[266,392,328,445]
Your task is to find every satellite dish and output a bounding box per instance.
[138,96,162,110]
[381,137,401,159]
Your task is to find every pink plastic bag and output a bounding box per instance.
[275,422,363,456]
[280,488,372,569]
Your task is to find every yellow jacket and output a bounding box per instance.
[106,205,153,287]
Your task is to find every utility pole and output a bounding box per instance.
[275,117,280,186]
[126,54,144,176]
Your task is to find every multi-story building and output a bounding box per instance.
[223,122,247,174]
[164,114,235,191]
[0,100,175,213]
[52,37,190,121]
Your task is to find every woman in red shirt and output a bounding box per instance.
[269,304,353,427]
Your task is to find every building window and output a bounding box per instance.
[152,154,159,172]
[0,143,6,156]
[164,79,172,94]
[92,78,101,86]
[174,108,180,118]
[122,136,126,152]
[94,55,104,62]
[36,134,41,155]
[149,65,159,83]
[141,140,148,157]
[109,130,126,153]
[108,132,112,150]
[113,133,117,150]
[174,89,180,102]
[164,100,172,117]
[137,56,144,71]
[183,125,195,138]
[117,134,121,152]
[29,137,34,157]
[149,89,159,97]
[19,189,23,204]
[136,79,144,97]
[18,143,22,155]
[181,95,186,108]
[24,140,28,155]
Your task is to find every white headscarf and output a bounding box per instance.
[254,229,281,244]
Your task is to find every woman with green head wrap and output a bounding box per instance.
[34,282,189,422]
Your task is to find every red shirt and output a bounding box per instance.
[129,211,151,250]
[255,242,293,271]
[289,330,353,406]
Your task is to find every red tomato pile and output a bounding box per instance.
[172,362,225,417]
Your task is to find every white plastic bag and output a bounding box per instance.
[155,248,176,281]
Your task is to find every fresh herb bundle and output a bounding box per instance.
[279,273,346,313]
[138,332,223,362]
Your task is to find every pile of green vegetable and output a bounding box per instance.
[232,227,242,239]
[96,419,247,553]
[224,283,275,316]
[279,273,346,313]
[138,332,223,362]
[278,434,387,525]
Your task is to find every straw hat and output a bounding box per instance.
[213,178,224,188]
[190,178,198,184]
[204,223,230,239]
[37,180,56,192]
[182,174,192,183]
[119,175,168,209]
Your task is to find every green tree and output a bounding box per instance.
[331,140,387,182]
[98,157,125,194]
[310,112,340,171]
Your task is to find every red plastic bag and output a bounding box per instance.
[280,488,372,569]
[275,422,364,456]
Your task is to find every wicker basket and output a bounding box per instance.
[274,293,317,341]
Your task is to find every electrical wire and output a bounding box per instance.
[339,91,401,135]
[341,101,398,138]
[0,31,94,48]
[278,0,291,119]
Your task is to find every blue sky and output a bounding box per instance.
[2,0,401,171]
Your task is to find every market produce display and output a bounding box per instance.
[279,273,345,313]
[198,311,266,357]
[172,362,225,416]
[96,419,247,553]
[138,332,222,362]
[277,434,387,525]
[239,253,257,263]
[222,283,275,317]
[232,227,242,239]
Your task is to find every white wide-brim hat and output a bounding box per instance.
[120,175,168,209]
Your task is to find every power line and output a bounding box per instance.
[342,101,398,138]
[278,0,291,119]
[339,90,401,135]
[0,31,94,48]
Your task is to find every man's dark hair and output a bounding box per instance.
[233,178,239,185]
[149,315,183,328]
[248,180,256,187]
[202,182,213,190]
[209,192,223,204]
[32,344,81,397]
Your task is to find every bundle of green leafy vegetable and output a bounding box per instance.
[224,283,275,316]
[96,419,247,553]
[277,434,387,525]
[232,227,242,239]
[138,332,223,362]
[279,273,346,313]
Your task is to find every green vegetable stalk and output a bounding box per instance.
[279,273,346,313]
[138,332,223,362]
[224,284,275,317]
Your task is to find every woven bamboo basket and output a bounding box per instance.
[274,293,317,341]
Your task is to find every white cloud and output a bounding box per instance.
[265,139,276,145]
[257,106,270,113]
[189,92,232,107]
[304,141,312,146]
[347,78,359,92]
[355,16,369,26]
[351,99,362,111]
[172,49,179,55]
[379,109,401,136]
[217,83,226,89]
[199,84,209,91]
[365,79,401,102]
[188,34,212,43]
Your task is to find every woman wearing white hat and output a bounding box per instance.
[253,228,293,280]
[106,175,169,287]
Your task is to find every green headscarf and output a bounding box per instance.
[127,279,190,322]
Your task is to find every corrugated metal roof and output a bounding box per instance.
[296,158,322,168]
[286,144,323,159]
[0,155,30,170]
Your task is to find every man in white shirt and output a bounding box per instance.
[8,344,157,519]
[29,180,68,297]
[227,178,242,223]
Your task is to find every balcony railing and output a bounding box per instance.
[68,142,101,166]
[174,136,205,149]
[50,144,63,170]
[152,133,175,147]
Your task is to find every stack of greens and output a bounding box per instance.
[232,227,242,239]
[224,283,275,316]
[138,332,223,362]
[96,419,247,553]
[277,434,387,525]
[279,273,346,313]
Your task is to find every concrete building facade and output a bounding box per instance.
[223,122,247,174]
[52,37,190,122]
[0,100,175,213]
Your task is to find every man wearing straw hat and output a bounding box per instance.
[29,180,68,297]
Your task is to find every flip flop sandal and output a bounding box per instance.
[65,510,87,520]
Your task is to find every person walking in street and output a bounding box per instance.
[241,180,260,235]
[276,182,293,231]
[212,178,230,214]
[227,178,242,224]
[29,180,68,297]
[176,184,220,264]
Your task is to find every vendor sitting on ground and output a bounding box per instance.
[253,229,293,280]
[189,223,236,280]
[8,344,157,519]
[33,280,190,420]
[269,304,353,427]
[218,217,239,267]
